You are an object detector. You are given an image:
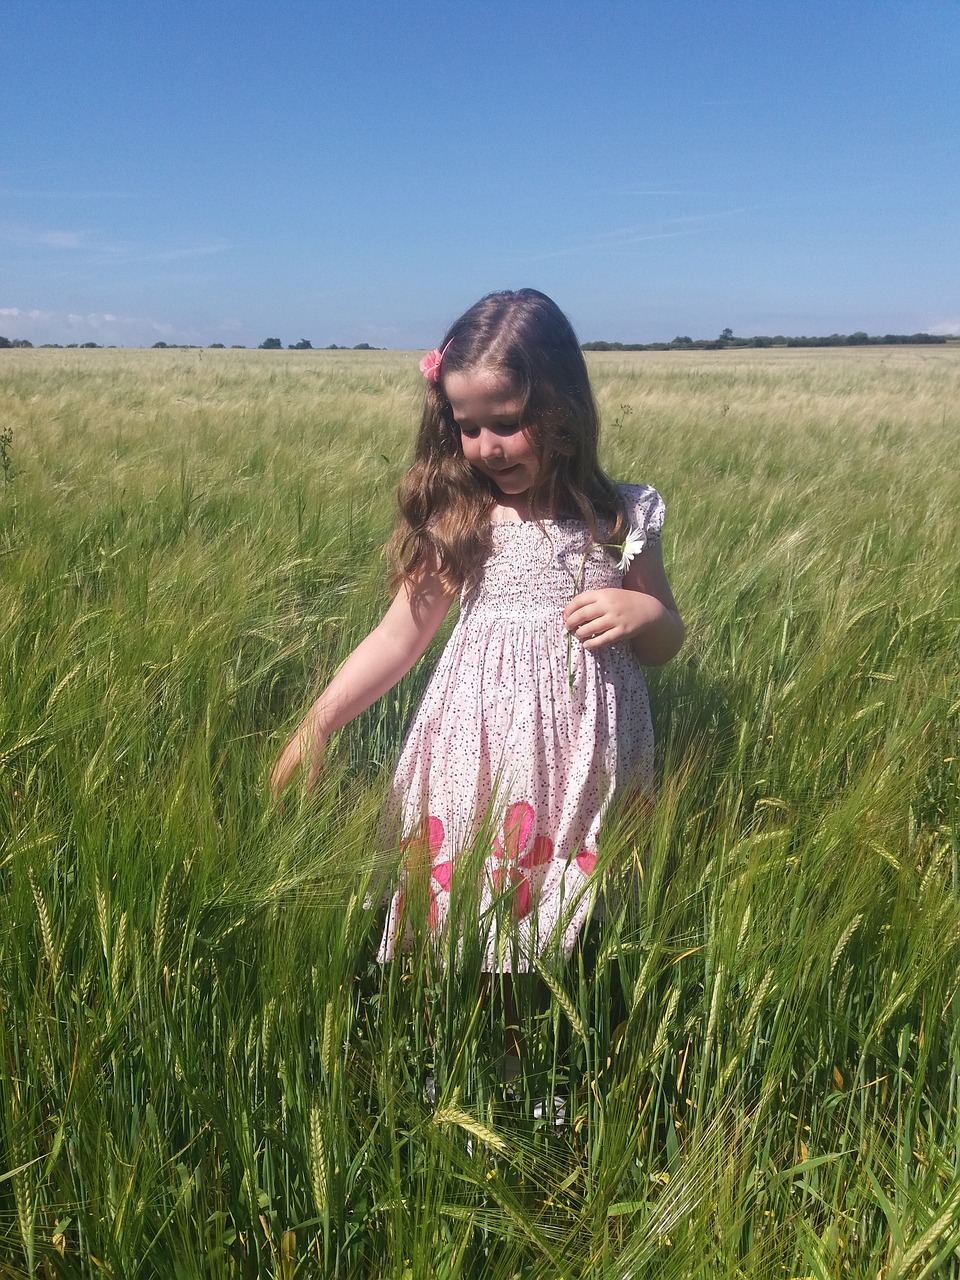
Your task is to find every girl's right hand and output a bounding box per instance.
[268,568,452,804]
[270,721,327,800]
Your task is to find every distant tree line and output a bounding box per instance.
[257,338,381,350]
[0,338,106,348]
[0,335,384,350]
[582,329,951,351]
[4,330,953,353]
[152,340,382,350]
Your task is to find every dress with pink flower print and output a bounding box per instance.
[378,483,665,970]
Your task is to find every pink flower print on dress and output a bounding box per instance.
[574,847,597,875]
[428,859,453,928]
[399,815,453,930]
[490,801,554,919]
[493,800,534,862]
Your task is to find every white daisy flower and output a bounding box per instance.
[617,527,647,572]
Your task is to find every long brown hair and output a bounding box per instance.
[389,289,628,593]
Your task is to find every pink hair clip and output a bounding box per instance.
[419,338,453,383]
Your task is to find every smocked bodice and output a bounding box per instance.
[461,521,623,622]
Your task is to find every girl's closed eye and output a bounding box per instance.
[458,422,522,438]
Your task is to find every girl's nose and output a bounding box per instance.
[479,430,503,459]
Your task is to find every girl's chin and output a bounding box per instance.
[490,468,528,491]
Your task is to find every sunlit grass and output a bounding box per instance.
[1,346,958,1276]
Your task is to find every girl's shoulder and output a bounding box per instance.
[615,481,666,539]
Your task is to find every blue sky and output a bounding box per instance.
[3,1,958,348]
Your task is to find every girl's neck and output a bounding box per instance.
[490,495,534,524]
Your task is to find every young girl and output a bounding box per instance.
[271,289,684,971]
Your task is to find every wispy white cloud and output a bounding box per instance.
[0,305,178,344]
[61,311,176,336]
[129,242,233,263]
[672,209,748,224]
[0,226,87,250]
[519,208,747,264]
[0,306,57,321]
[619,188,720,198]
[5,189,139,200]
[521,229,696,263]
[40,230,84,248]
[929,318,960,336]
[0,223,232,262]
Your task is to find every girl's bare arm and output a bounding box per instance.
[270,571,453,796]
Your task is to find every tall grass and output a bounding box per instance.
[1,346,958,1277]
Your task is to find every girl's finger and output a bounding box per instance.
[270,761,291,801]
[564,602,601,629]
[565,589,599,615]
[581,624,618,650]
[270,738,302,799]
[306,742,326,793]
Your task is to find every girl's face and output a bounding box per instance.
[444,367,539,498]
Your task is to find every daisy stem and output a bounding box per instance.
[566,546,591,694]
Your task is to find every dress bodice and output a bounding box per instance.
[462,521,623,622]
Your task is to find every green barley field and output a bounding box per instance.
[1,346,958,1278]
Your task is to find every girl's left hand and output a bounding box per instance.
[564,588,668,651]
